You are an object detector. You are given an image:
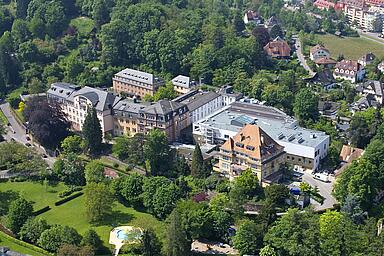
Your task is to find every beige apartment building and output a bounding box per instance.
[113,68,165,98]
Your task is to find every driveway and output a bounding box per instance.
[289,170,337,211]
[293,36,316,77]
[0,103,55,167]
[302,171,337,211]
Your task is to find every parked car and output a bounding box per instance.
[313,173,329,183]
[25,143,31,147]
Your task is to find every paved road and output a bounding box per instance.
[302,171,337,211]
[356,29,384,46]
[293,36,316,77]
[0,103,55,167]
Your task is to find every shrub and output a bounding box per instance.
[58,186,83,198]
[33,206,51,216]
[113,163,119,168]
[55,192,83,206]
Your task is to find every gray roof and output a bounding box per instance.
[113,99,146,114]
[47,82,80,99]
[171,75,196,89]
[179,91,221,112]
[141,100,186,115]
[196,102,329,148]
[361,80,383,96]
[114,68,163,85]
[71,86,121,112]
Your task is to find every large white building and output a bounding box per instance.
[193,102,330,171]
[47,83,121,135]
[344,5,384,32]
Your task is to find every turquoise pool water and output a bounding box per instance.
[117,230,128,240]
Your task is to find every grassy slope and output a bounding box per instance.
[0,182,165,253]
[41,195,166,250]
[70,17,96,37]
[0,182,67,210]
[317,34,384,59]
[0,234,47,256]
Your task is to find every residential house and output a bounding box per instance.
[112,68,165,98]
[264,16,279,29]
[333,60,365,83]
[243,10,263,25]
[314,57,337,68]
[309,45,331,61]
[351,93,379,112]
[313,0,345,10]
[358,52,376,67]
[318,101,341,118]
[171,75,197,95]
[137,100,189,142]
[305,69,337,90]
[263,37,291,59]
[335,145,364,176]
[356,80,384,104]
[47,83,121,135]
[194,102,330,171]
[218,124,286,185]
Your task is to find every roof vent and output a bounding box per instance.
[298,137,304,143]
[288,134,295,141]
[278,132,284,139]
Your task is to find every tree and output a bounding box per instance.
[57,244,94,256]
[53,153,85,186]
[19,217,50,244]
[264,209,320,256]
[252,27,270,47]
[112,134,145,165]
[260,245,277,256]
[113,173,144,207]
[144,129,173,176]
[11,19,31,45]
[233,220,264,255]
[6,197,33,234]
[81,229,102,252]
[340,194,366,224]
[293,88,319,124]
[264,184,290,207]
[83,107,102,155]
[269,24,284,39]
[319,211,344,256]
[191,143,209,178]
[151,82,177,102]
[38,225,82,252]
[61,135,84,155]
[142,176,171,212]
[165,208,191,256]
[174,154,190,177]
[16,0,31,18]
[233,11,245,34]
[140,229,162,256]
[23,97,70,149]
[84,160,105,184]
[84,182,114,223]
[152,183,181,219]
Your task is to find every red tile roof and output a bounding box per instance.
[263,37,291,58]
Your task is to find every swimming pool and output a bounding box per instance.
[116,230,128,240]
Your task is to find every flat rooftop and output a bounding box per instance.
[195,102,329,148]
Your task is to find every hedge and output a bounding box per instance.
[54,192,83,206]
[33,206,51,216]
[0,230,52,255]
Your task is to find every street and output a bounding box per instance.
[0,103,55,167]
[293,36,316,77]
[356,29,384,46]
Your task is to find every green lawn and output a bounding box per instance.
[0,109,8,124]
[0,237,47,256]
[70,17,95,37]
[0,181,67,210]
[41,195,165,251]
[0,181,165,254]
[316,34,384,60]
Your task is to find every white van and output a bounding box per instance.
[313,173,329,183]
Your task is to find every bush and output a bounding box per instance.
[58,186,83,198]
[54,192,83,206]
[33,206,51,216]
[113,163,119,168]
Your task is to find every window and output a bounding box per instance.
[224,135,229,139]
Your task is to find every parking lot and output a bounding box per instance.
[288,170,337,211]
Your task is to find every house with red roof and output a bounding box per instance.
[333,60,365,83]
[263,37,291,59]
